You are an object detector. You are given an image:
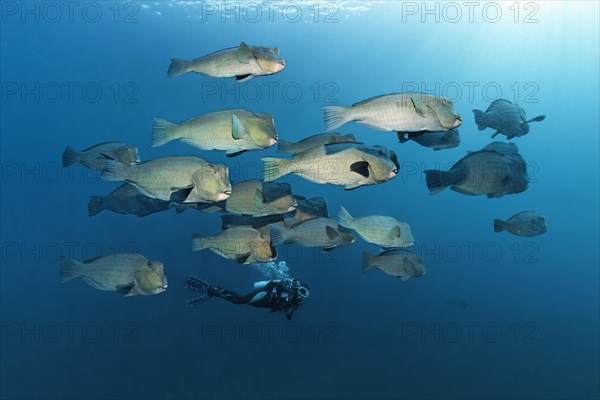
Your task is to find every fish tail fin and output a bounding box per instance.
[472,109,489,130]
[100,160,135,182]
[262,157,288,182]
[191,234,209,251]
[61,146,80,167]
[276,139,293,154]
[87,195,105,217]
[184,275,213,305]
[59,256,82,283]
[152,117,181,147]
[269,224,289,246]
[424,170,456,195]
[493,219,507,232]
[361,249,374,272]
[322,105,351,131]
[167,58,192,77]
[337,206,354,229]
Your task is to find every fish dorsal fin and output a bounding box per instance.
[350,161,370,178]
[351,93,397,107]
[236,42,254,64]
[253,188,265,209]
[389,225,401,239]
[325,225,340,240]
[80,141,122,152]
[231,114,249,139]
[82,255,106,264]
[486,99,513,111]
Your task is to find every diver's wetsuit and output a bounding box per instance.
[185,277,308,320]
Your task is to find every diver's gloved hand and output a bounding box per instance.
[207,286,225,297]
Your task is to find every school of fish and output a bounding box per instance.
[59,41,547,297]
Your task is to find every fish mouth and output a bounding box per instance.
[223,189,232,195]
[216,191,231,201]
[453,117,462,128]
[389,170,397,179]
[269,137,278,146]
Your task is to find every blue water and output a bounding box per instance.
[1,2,599,399]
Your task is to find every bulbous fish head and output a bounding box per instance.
[192,164,232,202]
[519,122,530,135]
[449,130,461,145]
[429,97,462,129]
[532,217,547,234]
[136,261,168,295]
[362,151,398,183]
[115,145,141,165]
[269,194,297,213]
[398,223,415,246]
[252,239,276,262]
[247,112,279,148]
[253,47,286,72]
[504,160,529,194]
[340,230,356,244]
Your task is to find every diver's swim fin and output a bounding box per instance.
[185,275,211,293]
[185,276,213,305]
[186,295,211,306]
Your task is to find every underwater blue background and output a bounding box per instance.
[1,1,598,399]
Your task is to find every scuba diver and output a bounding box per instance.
[185,275,310,320]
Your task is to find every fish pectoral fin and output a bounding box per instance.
[389,225,402,239]
[116,282,136,296]
[236,42,254,63]
[98,152,116,160]
[210,248,230,259]
[487,192,505,198]
[235,74,253,82]
[234,254,251,264]
[325,225,340,240]
[491,131,501,138]
[231,114,249,139]
[170,186,195,203]
[410,96,427,118]
[253,188,265,209]
[528,115,546,123]
[322,247,335,252]
[226,149,246,157]
[82,276,104,290]
[344,183,362,190]
[400,276,411,282]
[449,186,475,196]
[350,161,370,178]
